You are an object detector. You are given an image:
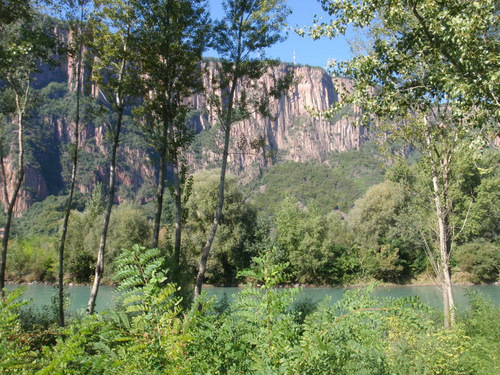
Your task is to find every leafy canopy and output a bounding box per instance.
[311,0,500,125]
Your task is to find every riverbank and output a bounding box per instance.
[4,283,499,374]
[7,282,500,314]
[6,276,498,289]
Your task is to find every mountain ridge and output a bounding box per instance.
[1,57,372,214]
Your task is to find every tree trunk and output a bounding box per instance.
[151,149,167,249]
[431,158,455,327]
[0,176,24,293]
[194,54,240,298]
[0,150,9,206]
[0,98,25,293]
[437,206,455,327]
[194,125,231,298]
[424,117,455,327]
[172,153,182,279]
[57,32,82,326]
[86,110,122,315]
[57,144,78,326]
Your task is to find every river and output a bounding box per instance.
[5,283,499,314]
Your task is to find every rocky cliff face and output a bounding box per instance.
[186,63,371,181]
[1,60,371,215]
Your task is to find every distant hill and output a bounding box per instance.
[244,142,386,216]
[1,34,375,214]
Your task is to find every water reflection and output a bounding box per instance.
[5,283,499,313]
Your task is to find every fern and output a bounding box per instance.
[113,244,181,317]
[233,249,301,370]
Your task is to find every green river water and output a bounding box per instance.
[5,284,500,314]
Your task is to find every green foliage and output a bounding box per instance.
[114,244,179,316]
[3,281,499,374]
[84,183,105,220]
[311,0,499,326]
[347,181,419,281]
[231,251,300,371]
[459,291,500,374]
[181,170,257,284]
[134,0,209,157]
[246,142,386,216]
[103,203,152,270]
[0,287,40,373]
[275,196,336,284]
[348,181,406,248]
[12,194,84,238]
[455,242,500,283]
[463,175,500,242]
[6,236,57,282]
[64,210,96,283]
[272,191,414,285]
[313,0,500,123]
[41,245,187,374]
[294,288,391,374]
[359,244,403,282]
[326,243,362,285]
[64,202,151,283]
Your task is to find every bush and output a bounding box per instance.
[459,291,500,374]
[455,242,499,283]
[6,236,57,282]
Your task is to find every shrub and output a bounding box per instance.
[6,236,57,282]
[0,288,38,372]
[455,242,499,283]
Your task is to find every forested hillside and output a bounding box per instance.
[1,48,372,214]
[1,0,499,373]
[0,1,498,290]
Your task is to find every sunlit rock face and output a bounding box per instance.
[186,62,371,182]
[2,58,371,214]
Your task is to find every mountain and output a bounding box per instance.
[0,57,373,215]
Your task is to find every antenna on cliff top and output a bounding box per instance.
[293,50,296,65]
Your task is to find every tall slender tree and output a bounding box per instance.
[194,0,292,298]
[56,0,91,327]
[0,6,57,293]
[134,0,209,277]
[309,0,499,327]
[86,0,141,315]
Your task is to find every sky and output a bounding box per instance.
[205,0,353,69]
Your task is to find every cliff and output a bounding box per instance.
[0,60,371,215]
[187,63,370,182]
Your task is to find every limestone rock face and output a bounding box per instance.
[1,61,371,214]
[187,63,371,181]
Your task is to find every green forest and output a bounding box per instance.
[1,0,499,373]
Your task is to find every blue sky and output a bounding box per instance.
[205,0,353,68]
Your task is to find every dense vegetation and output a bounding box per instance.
[1,0,499,372]
[6,144,500,287]
[1,252,499,374]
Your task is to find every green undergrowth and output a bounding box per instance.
[1,248,499,374]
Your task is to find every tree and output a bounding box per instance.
[86,0,141,315]
[0,1,31,27]
[348,181,407,249]
[194,0,292,298]
[0,6,57,293]
[309,0,500,122]
[275,197,332,284]
[134,0,209,276]
[347,181,410,281]
[55,0,92,327]
[455,241,500,283]
[182,170,256,285]
[311,0,499,327]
